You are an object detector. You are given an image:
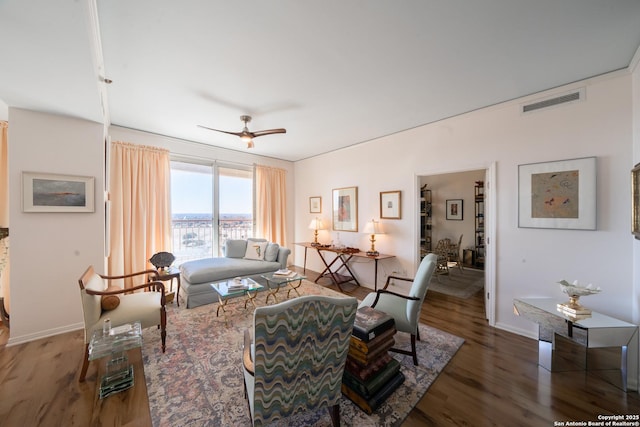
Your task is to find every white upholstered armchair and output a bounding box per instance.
[77,266,166,381]
[358,253,436,365]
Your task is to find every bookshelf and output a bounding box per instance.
[420,185,432,259]
[474,181,485,269]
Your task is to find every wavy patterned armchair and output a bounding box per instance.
[358,253,436,365]
[242,295,358,427]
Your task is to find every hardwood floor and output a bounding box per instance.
[305,268,640,426]
[0,268,638,426]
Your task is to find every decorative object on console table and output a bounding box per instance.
[308,217,326,246]
[309,196,322,214]
[518,156,597,230]
[363,219,384,256]
[332,186,358,232]
[380,190,401,219]
[342,306,403,414]
[446,199,463,220]
[556,279,601,316]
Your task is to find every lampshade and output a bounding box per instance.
[308,217,325,230]
[363,219,384,235]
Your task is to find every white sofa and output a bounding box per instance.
[179,238,291,308]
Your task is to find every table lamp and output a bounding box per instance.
[308,217,325,246]
[363,219,384,256]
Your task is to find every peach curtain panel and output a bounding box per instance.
[255,165,288,246]
[108,141,171,288]
[0,121,9,313]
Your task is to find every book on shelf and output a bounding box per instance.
[352,306,395,342]
[345,352,393,382]
[347,337,395,366]
[342,358,401,399]
[341,371,405,415]
[350,326,396,354]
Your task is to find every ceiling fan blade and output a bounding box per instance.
[197,125,243,137]
[251,128,287,138]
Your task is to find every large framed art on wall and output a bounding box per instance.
[518,157,596,230]
[332,186,358,231]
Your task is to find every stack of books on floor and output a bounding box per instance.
[341,306,405,414]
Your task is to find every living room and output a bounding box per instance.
[5,67,639,345]
[2,1,640,424]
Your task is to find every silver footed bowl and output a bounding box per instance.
[558,280,601,297]
[558,280,601,310]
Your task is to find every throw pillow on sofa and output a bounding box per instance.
[264,243,280,262]
[244,241,268,260]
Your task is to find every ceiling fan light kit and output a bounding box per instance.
[198,115,286,149]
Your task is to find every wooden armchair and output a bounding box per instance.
[447,234,464,271]
[77,266,166,381]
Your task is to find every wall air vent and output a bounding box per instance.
[522,88,584,114]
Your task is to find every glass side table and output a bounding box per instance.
[261,271,306,304]
[89,322,143,398]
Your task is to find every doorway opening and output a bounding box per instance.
[417,164,495,325]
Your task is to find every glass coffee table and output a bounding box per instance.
[261,271,306,304]
[211,278,263,321]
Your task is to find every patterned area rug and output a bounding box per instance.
[142,280,464,426]
[429,267,485,299]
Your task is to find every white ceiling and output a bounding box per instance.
[1,1,640,161]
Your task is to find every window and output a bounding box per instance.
[170,161,253,265]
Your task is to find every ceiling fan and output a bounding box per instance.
[198,115,286,148]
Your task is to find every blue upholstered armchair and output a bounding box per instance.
[242,295,358,427]
[358,253,437,365]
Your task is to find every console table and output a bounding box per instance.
[514,297,638,391]
[295,242,395,292]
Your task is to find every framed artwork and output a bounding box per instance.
[22,172,95,213]
[518,156,596,230]
[632,163,640,239]
[380,190,401,219]
[446,199,463,220]
[309,196,322,213]
[332,186,358,232]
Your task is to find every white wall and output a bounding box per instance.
[294,71,635,337]
[8,108,105,344]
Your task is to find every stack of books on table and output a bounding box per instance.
[341,306,404,415]
[227,279,249,292]
[273,269,297,278]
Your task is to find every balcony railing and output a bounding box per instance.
[171,218,252,266]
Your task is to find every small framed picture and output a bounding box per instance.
[446,199,463,220]
[380,190,401,219]
[22,172,95,213]
[309,196,322,213]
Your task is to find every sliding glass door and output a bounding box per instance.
[170,161,253,264]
